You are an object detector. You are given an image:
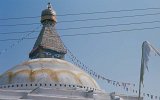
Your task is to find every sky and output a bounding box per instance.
[0,0,160,99]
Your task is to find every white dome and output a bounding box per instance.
[0,58,100,89]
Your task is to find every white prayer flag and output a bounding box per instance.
[138,41,160,100]
[140,41,160,85]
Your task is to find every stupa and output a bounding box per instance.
[0,3,142,100]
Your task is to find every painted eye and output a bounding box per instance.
[54,54,60,58]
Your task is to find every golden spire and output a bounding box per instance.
[41,2,57,24]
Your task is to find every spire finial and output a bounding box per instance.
[47,2,52,9]
[41,2,57,23]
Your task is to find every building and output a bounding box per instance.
[0,3,142,100]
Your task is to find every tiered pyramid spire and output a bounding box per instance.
[29,3,67,59]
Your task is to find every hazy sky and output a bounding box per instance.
[0,0,160,99]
